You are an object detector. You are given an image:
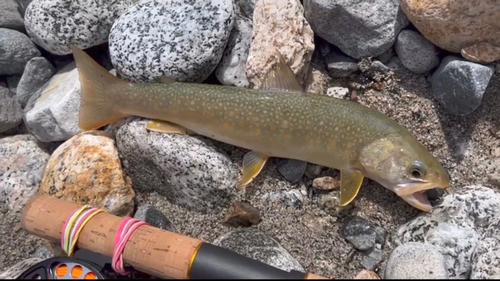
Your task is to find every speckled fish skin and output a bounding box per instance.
[119,82,398,168]
[71,45,450,212]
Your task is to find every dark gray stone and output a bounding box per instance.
[212,228,304,272]
[325,52,358,78]
[277,159,307,184]
[24,0,133,55]
[115,118,239,214]
[16,57,56,107]
[385,242,448,279]
[0,0,24,31]
[361,226,386,270]
[395,29,439,74]
[342,216,376,251]
[134,205,176,232]
[0,85,23,132]
[303,0,409,59]
[431,56,494,116]
[0,28,41,75]
[109,0,235,83]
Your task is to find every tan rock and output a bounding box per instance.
[304,63,329,95]
[461,42,500,64]
[39,130,135,216]
[354,269,380,279]
[245,0,314,89]
[312,176,340,191]
[400,0,500,58]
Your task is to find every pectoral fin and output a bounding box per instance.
[145,120,196,135]
[260,52,303,93]
[339,169,365,206]
[240,151,269,186]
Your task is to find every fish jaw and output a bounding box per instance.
[392,180,450,212]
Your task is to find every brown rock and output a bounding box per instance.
[400,0,500,56]
[246,0,314,89]
[224,201,261,227]
[313,176,340,191]
[39,130,135,216]
[354,269,380,279]
[461,42,500,64]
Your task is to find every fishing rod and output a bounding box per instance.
[19,195,329,279]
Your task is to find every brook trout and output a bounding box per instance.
[71,46,450,212]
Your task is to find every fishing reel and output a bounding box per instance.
[16,257,104,280]
[16,249,157,280]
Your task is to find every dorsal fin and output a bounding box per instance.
[260,52,303,93]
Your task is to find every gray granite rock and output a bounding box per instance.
[0,85,23,132]
[236,0,255,18]
[342,216,377,251]
[0,258,43,279]
[395,29,440,74]
[6,75,21,94]
[0,0,25,31]
[396,185,500,279]
[385,242,448,279]
[16,57,56,107]
[0,134,51,216]
[109,0,235,83]
[303,0,409,59]
[115,118,239,214]
[24,0,134,55]
[213,228,305,272]
[0,28,41,75]
[471,238,500,279]
[134,205,176,232]
[215,8,253,88]
[431,56,494,116]
[24,62,84,142]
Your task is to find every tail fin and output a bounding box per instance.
[71,45,129,130]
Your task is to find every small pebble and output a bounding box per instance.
[0,86,23,133]
[312,176,340,191]
[327,87,349,99]
[282,190,303,208]
[385,242,448,279]
[304,164,322,179]
[224,201,261,227]
[277,159,307,184]
[354,270,380,279]
[342,216,377,251]
[134,205,175,231]
[16,57,56,107]
[325,52,359,78]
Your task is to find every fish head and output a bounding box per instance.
[359,134,450,212]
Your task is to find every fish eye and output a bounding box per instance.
[409,161,427,179]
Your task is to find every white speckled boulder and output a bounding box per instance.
[24,0,134,55]
[114,118,239,214]
[109,0,235,83]
[0,135,51,216]
[396,185,500,279]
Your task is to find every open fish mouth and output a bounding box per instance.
[395,181,449,212]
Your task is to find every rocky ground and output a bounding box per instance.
[1,0,500,279]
